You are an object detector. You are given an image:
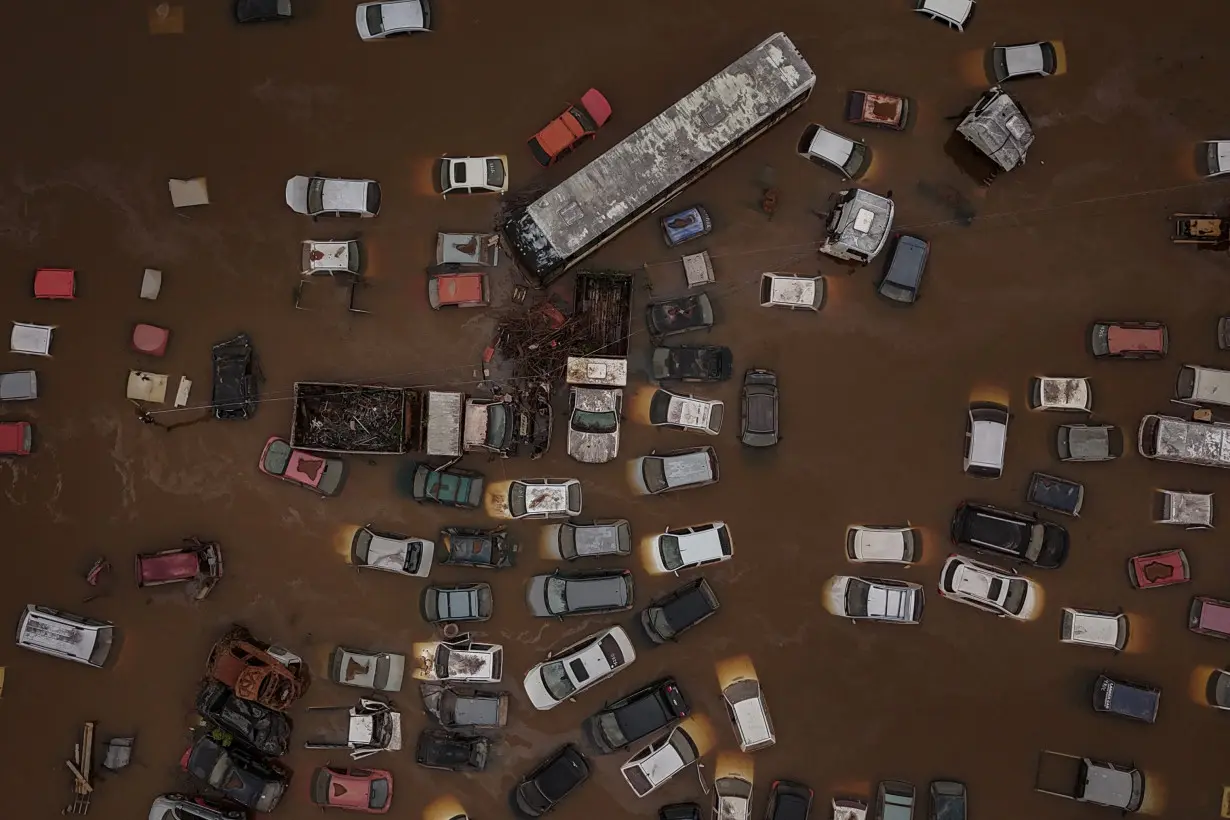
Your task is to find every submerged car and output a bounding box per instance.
[1092,674,1160,724]
[767,781,813,820]
[330,646,407,692]
[206,625,310,712]
[148,794,247,820]
[135,538,223,599]
[939,554,1039,620]
[1127,548,1190,589]
[351,526,434,577]
[523,626,637,710]
[1028,376,1092,412]
[284,175,381,217]
[512,744,590,818]
[963,401,1008,478]
[545,519,632,560]
[797,124,869,179]
[1090,322,1167,359]
[914,0,975,30]
[500,478,582,520]
[650,522,733,573]
[845,526,920,564]
[181,734,289,813]
[740,369,779,447]
[1063,607,1130,650]
[415,729,489,772]
[528,89,612,166]
[310,765,393,813]
[405,463,485,508]
[713,772,755,820]
[661,206,712,247]
[631,447,719,495]
[722,677,775,752]
[951,501,1069,568]
[652,346,733,383]
[640,578,720,644]
[437,156,508,196]
[1057,423,1122,461]
[527,570,634,618]
[417,636,503,684]
[568,387,622,464]
[826,576,924,624]
[845,90,910,130]
[620,725,700,797]
[259,436,345,496]
[582,677,691,754]
[355,1,431,39]
[646,293,714,341]
[427,271,490,309]
[759,273,824,311]
[422,583,494,624]
[990,41,1059,82]
[1205,669,1230,710]
[649,388,724,435]
[235,0,292,23]
[440,527,514,569]
[195,679,292,757]
[929,781,966,820]
[0,420,33,455]
[212,333,257,420]
[877,235,929,304]
[420,683,509,729]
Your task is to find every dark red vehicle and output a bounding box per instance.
[206,625,311,711]
[135,538,224,599]
[0,421,33,455]
[528,89,612,166]
[1190,596,1230,639]
[1127,548,1189,589]
[1090,321,1168,359]
[845,90,910,130]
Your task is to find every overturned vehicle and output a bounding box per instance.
[303,698,403,760]
[955,86,1035,182]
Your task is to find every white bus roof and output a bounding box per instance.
[504,33,814,276]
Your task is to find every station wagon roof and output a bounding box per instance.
[563,575,628,609]
[1099,678,1159,721]
[503,33,815,273]
[667,395,716,428]
[957,89,1034,171]
[1002,43,1045,75]
[318,178,370,212]
[1040,378,1090,408]
[517,482,571,512]
[1107,325,1164,352]
[763,273,820,306]
[853,528,908,560]
[969,418,1006,467]
[866,583,918,619]
[1064,609,1125,644]
[571,522,623,555]
[21,611,101,661]
[662,450,716,485]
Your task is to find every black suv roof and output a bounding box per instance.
[532,744,589,802]
[601,678,690,747]
[642,578,719,641]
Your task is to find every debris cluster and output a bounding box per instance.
[293,384,405,452]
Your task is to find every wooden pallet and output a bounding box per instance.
[64,721,93,815]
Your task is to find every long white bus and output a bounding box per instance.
[1138,414,1230,468]
[501,32,816,287]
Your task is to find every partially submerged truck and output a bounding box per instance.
[1034,750,1145,813]
[303,698,403,760]
[291,382,418,455]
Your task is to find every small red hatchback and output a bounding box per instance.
[310,766,393,814]
[1127,548,1189,589]
[0,421,33,455]
[1089,321,1168,359]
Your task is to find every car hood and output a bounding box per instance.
[567,429,619,464]
[284,176,310,213]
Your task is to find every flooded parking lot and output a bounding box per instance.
[3,1,1230,819]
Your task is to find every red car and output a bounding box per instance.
[1089,321,1168,359]
[135,538,224,599]
[259,436,346,496]
[1127,548,1189,589]
[428,271,490,309]
[527,89,612,167]
[310,766,393,814]
[0,421,33,455]
[845,90,910,130]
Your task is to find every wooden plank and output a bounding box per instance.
[64,760,92,793]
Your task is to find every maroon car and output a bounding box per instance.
[1127,549,1189,589]
[1190,596,1230,639]
[845,90,910,130]
[135,538,223,599]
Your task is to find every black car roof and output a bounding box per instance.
[534,745,588,801]
[658,580,717,628]
[613,685,674,740]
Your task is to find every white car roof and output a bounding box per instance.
[445,646,498,679]
[1213,140,1230,173]
[724,681,773,745]
[638,738,688,784]
[365,533,411,569]
[515,480,577,513]
[667,395,719,429]
[866,583,917,619]
[919,0,973,23]
[568,637,620,682]
[851,527,908,561]
[969,418,1007,468]
[1003,43,1045,75]
[805,126,855,166]
[951,562,1003,603]
[763,273,821,307]
[379,0,426,30]
[320,179,371,213]
[676,526,727,566]
[1063,608,1125,644]
[1039,377,1091,409]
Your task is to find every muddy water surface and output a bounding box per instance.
[2,2,1230,820]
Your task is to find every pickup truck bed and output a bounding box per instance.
[575,271,633,358]
[291,382,415,455]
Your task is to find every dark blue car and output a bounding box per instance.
[661,206,712,247]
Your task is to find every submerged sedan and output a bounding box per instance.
[523,626,636,710]
[259,436,345,496]
[825,576,925,624]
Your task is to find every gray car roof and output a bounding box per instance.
[663,450,715,486]
[564,575,629,610]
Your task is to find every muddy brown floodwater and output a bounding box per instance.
[2,1,1230,819]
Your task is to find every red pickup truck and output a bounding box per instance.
[528,89,612,166]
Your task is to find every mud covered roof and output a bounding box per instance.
[957,88,1035,171]
[502,32,815,280]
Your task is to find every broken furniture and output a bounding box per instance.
[65,721,94,815]
[34,268,76,299]
[10,322,54,356]
[127,371,169,403]
[131,324,170,357]
[140,269,162,300]
[681,251,715,288]
[1155,489,1213,529]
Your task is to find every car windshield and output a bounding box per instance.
[1003,579,1028,614]
[509,482,527,516]
[369,778,390,809]
[263,440,291,474]
[404,542,422,573]
[844,143,868,176]
[307,178,326,214]
[487,407,508,446]
[571,106,598,133]
[365,5,384,34]
[546,577,569,613]
[660,536,683,570]
[572,409,618,433]
[643,458,668,494]
[485,159,505,187]
[540,661,576,700]
[597,712,627,747]
[558,525,577,559]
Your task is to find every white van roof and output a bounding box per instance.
[1062,608,1126,647]
[1187,365,1230,404]
[723,679,774,748]
[566,356,628,387]
[18,606,106,663]
[969,418,1006,468]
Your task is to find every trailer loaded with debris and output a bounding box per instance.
[303,698,403,760]
[290,382,419,455]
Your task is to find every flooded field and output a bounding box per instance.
[3,2,1230,820]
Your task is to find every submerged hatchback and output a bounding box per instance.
[877,235,929,304]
